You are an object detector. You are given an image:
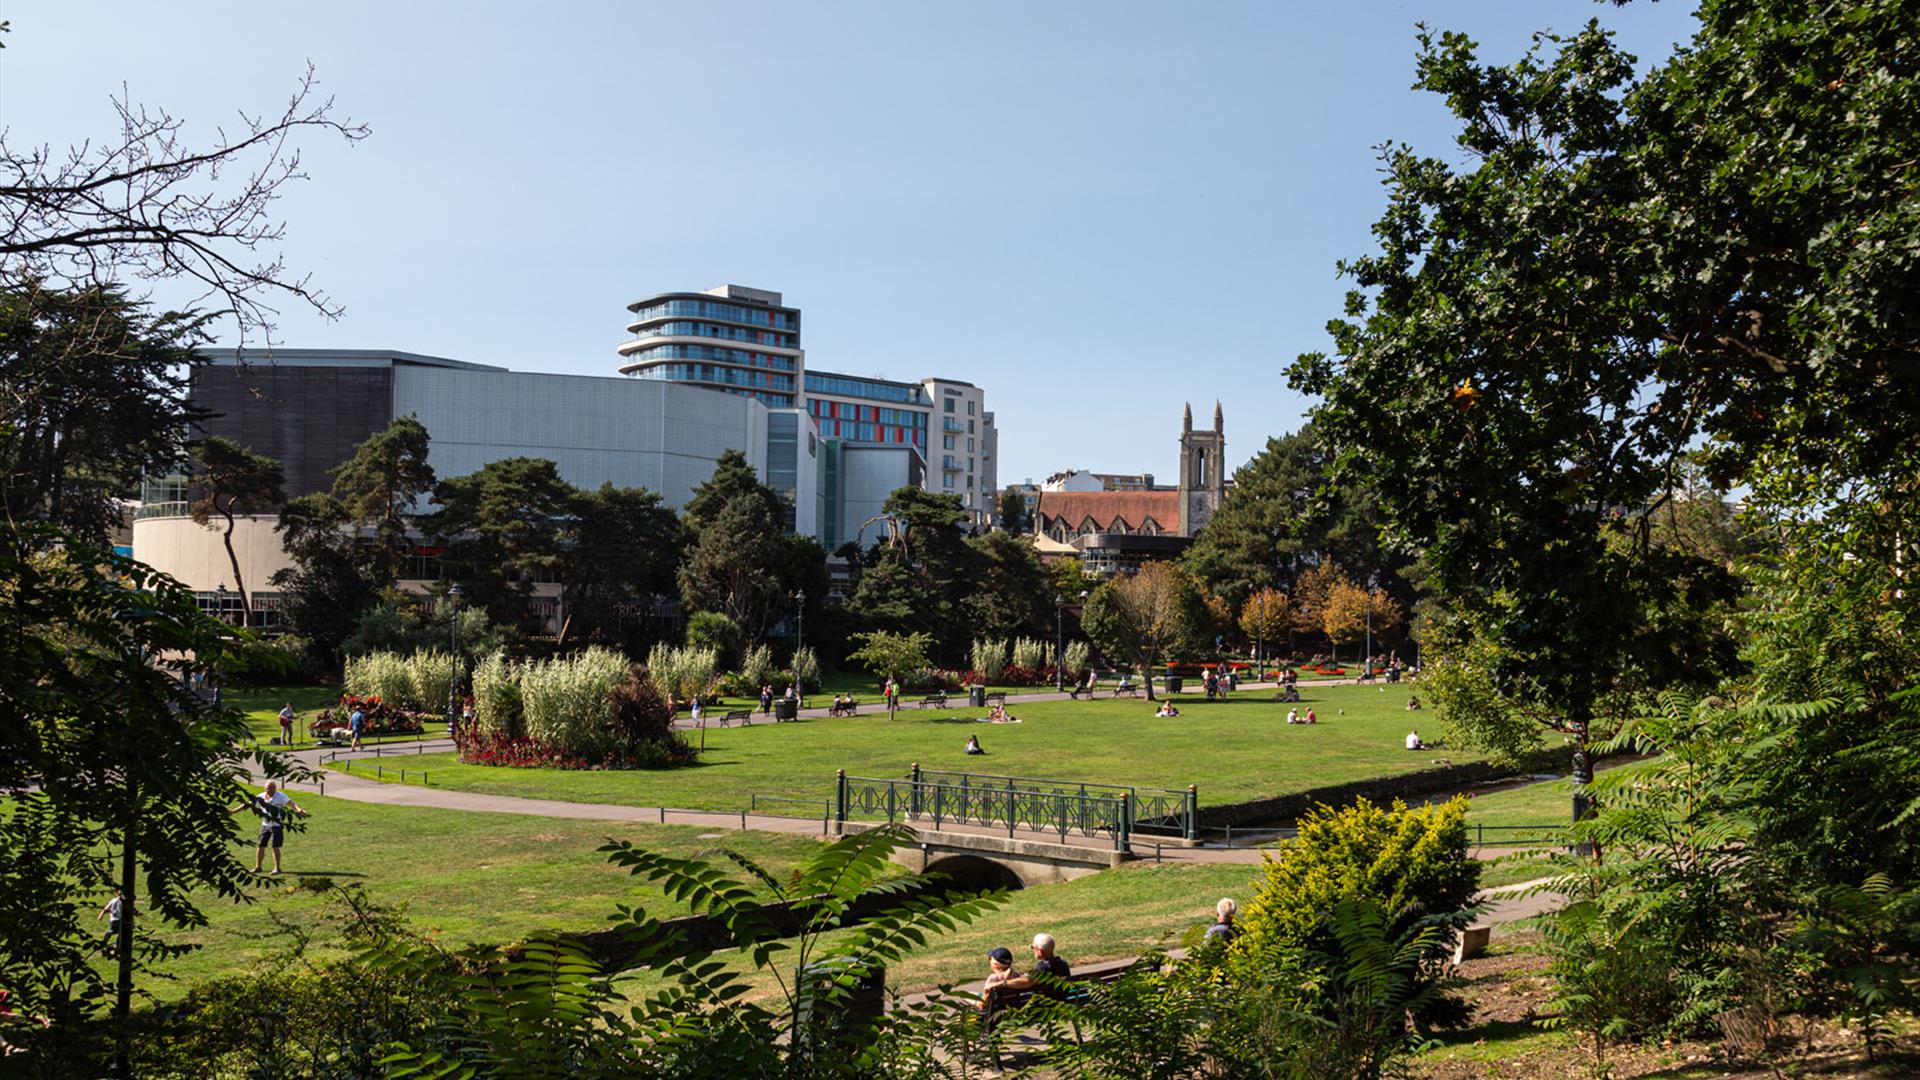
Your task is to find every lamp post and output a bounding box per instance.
[446,585,462,747]
[795,589,806,707]
[1054,593,1066,692]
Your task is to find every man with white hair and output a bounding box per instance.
[1000,931,1073,998]
[1205,897,1237,942]
[228,779,310,875]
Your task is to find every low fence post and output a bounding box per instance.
[1185,785,1198,842]
[886,779,896,825]
[834,769,848,828]
[1118,792,1131,851]
[909,763,922,817]
[1007,782,1016,839]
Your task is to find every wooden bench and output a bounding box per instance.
[717,709,753,727]
[977,957,1157,1066]
[827,698,860,717]
[1112,680,1141,698]
[984,692,1008,708]
[917,692,948,709]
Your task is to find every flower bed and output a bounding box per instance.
[310,693,427,739]
[457,731,691,771]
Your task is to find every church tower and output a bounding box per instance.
[1178,401,1226,537]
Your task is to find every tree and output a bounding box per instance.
[271,491,378,663]
[0,281,209,544]
[427,457,577,632]
[563,482,683,647]
[997,487,1027,533]
[682,448,780,532]
[328,415,436,585]
[1288,562,1345,649]
[677,494,785,643]
[0,533,304,1070]
[846,630,934,689]
[1282,5,1920,814]
[187,436,284,626]
[960,530,1052,644]
[1081,562,1208,701]
[1320,580,1403,666]
[1238,587,1289,663]
[0,61,368,341]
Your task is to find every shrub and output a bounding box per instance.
[645,643,719,703]
[739,643,776,691]
[405,649,454,717]
[970,638,1008,684]
[471,651,521,740]
[788,645,820,693]
[607,664,689,768]
[1011,636,1049,671]
[519,647,628,760]
[1062,640,1092,681]
[685,610,741,667]
[343,651,413,711]
[1235,796,1479,1029]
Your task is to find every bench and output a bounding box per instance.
[983,692,1007,708]
[1112,681,1141,698]
[917,692,948,709]
[828,699,860,717]
[977,957,1157,1066]
[717,709,753,727]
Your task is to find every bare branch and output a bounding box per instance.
[0,63,368,344]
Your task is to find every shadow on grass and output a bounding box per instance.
[1429,1016,1544,1047]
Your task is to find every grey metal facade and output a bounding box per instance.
[189,363,392,499]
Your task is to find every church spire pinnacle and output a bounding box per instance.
[1183,402,1192,432]
[1213,400,1223,433]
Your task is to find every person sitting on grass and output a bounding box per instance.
[964,734,985,755]
[1406,695,1422,711]
[1304,707,1318,724]
[1406,729,1428,750]
[988,703,1017,723]
[1286,708,1300,725]
[1156,701,1180,718]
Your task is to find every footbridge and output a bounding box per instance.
[828,767,1201,888]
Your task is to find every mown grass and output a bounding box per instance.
[328,683,1480,814]
[227,683,451,749]
[114,793,852,998]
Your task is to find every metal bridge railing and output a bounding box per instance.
[835,770,1132,850]
[907,766,1198,840]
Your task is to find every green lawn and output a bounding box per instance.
[120,793,854,997]
[329,684,1476,814]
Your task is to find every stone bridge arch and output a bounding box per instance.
[924,853,1027,892]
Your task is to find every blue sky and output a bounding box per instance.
[4,1,1699,485]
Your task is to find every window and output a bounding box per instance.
[968,401,975,415]
[943,435,954,450]
[944,399,954,413]
[968,420,975,433]
[967,438,974,452]
[967,475,974,489]
[944,476,954,489]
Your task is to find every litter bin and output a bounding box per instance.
[1166,676,1184,694]
[775,698,798,721]
[968,686,986,708]
[1226,672,1239,691]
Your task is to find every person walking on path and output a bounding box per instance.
[348,704,365,750]
[98,889,130,953]
[759,684,774,715]
[277,702,297,746]
[229,779,310,875]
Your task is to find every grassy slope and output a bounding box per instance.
[128,794,848,996]
[329,683,1479,812]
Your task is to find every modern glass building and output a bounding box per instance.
[617,284,803,408]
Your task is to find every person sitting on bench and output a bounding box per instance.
[964,734,985,755]
[998,933,1071,1000]
[977,946,1018,1010]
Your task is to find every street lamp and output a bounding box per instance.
[446,585,462,747]
[795,589,806,707]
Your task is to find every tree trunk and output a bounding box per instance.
[111,798,136,1077]
[1142,654,1156,701]
[219,500,248,627]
